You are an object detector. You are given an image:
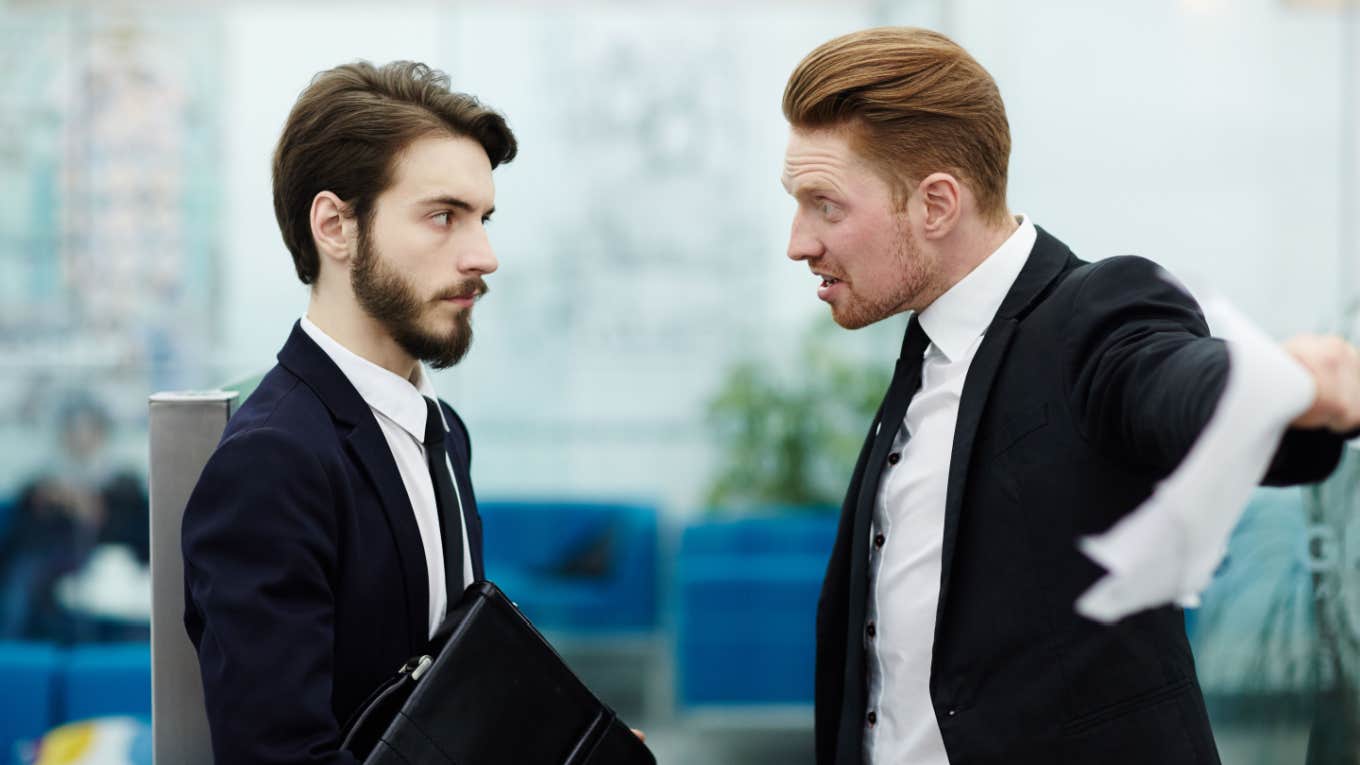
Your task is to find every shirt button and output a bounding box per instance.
[887,452,901,465]
[867,711,877,727]
[947,709,957,717]
[874,533,886,548]
[866,621,877,639]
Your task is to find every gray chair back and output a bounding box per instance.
[147,391,237,765]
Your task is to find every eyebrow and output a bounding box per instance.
[416,195,495,217]
[781,176,836,200]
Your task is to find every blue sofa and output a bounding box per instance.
[675,513,836,708]
[0,641,150,760]
[59,643,153,723]
[0,641,59,762]
[478,501,659,635]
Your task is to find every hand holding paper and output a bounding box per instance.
[1283,333,1360,432]
[1075,289,1317,624]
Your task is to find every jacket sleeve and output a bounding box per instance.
[1062,255,1345,484]
[182,426,361,765]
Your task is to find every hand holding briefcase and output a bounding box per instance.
[341,580,657,765]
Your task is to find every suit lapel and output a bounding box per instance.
[817,392,885,765]
[277,322,431,651]
[933,317,1016,638]
[853,358,923,541]
[345,423,431,648]
[932,227,1074,642]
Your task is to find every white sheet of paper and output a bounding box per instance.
[1075,286,1316,624]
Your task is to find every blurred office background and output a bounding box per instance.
[1,0,1359,762]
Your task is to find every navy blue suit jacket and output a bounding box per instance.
[183,322,485,765]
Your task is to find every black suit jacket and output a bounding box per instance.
[815,228,1348,765]
[183,322,485,765]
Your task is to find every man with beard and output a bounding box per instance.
[781,28,1360,765]
[181,61,515,765]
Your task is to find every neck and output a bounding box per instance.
[934,211,1020,297]
[306,290,420,382]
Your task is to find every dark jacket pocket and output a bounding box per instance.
[993,402,1049,456]
[1058,678,1219,764]
[1061,677,1194,736]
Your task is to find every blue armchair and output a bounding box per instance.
[675,513,836,708]
[478,501,659,635]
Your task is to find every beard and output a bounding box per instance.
[832,220,933,330]
[350,229,486,370]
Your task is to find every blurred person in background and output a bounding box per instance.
[780,27,1360,765]
[0,392,149,642]
[179,61,515,764]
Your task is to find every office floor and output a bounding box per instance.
[558,638,814,764]
[632,722,1304,765]
[641,723,814,765]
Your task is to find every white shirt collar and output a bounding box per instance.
[917,214,1037,362]
[299,315,439,441]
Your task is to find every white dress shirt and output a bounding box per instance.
[863,215,1037,764]
[300,316,474,639]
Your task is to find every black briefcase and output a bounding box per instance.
[340,580,656,765]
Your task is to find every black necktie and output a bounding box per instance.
[837,315,932,763]
[423,397,466,608]
[861,317,932,489]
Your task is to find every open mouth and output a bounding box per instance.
[815,273,844,303]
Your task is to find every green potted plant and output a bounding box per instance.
[703,315,900,512]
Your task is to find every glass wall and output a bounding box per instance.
[0,0,1355,762]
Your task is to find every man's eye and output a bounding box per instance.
[820,201,837,216]
[433,212,452,225]
[481,215,493,226]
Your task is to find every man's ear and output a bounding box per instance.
[917,172,961,240]
[310,191,356,270]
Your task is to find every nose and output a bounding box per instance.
[786,210,822,262]
[460,223,498,276]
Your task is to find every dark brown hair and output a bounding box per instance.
[272,61,517,284]
[783,27,1010,223]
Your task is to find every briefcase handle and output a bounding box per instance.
[340,580,475,755]
[338,581,502,758]
[340,652,434,755]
